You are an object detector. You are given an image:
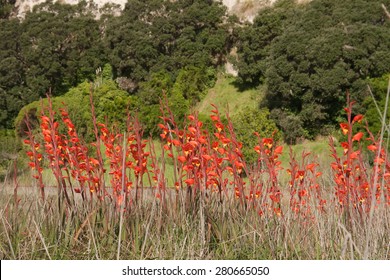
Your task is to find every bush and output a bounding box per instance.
[15,69,135,142]
[270,108,307,145]
[364,74,390,135]
[0,129,21,179]
[231,107,280,163]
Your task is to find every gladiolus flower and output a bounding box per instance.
[188,127,197,134]
[178,156,186,163]
[306,163,317,173]
[262,138,273,149]
[202,154,212,161]
[340,123,349,135]
[352,132,364,142]
[171,139,181,146]
[367,145,377,151]
[215,122,224,132]
[274,145,283,155]
[352,114,363,123]
[210,115,219,122]
[185,178,195,185]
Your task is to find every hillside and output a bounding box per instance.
[1,0,390,178]
[196,74,260,116]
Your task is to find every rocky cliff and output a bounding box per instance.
[13,0,311,21]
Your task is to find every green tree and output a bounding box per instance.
[105,0,229,86]
[234,1,296,85]
[0,0,15,19]
[0,1,106,129]
[236,0,390,141]
[172,66,215,105]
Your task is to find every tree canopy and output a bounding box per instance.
[1,0,231,132]
[235,0,390,141]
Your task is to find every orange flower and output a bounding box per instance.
[274,145,283,155]
[210,115,219,122]
[339,123,349,135]
[296,170,305,181]
[352,132,364,142]
[184,178,195,185]
[202,154,212,161]
[188,127,197,134]
[306,163,317,173]
[341,142,349,154]
[262,138,273,149]
[350,151,360,159]
[352,114,364,123]
[178,156,187,163]
[215,122,224,132]
[171,139,181,146]
[273,207,282,217]
[367,145,377,151]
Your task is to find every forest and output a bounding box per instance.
[0,0,389,260]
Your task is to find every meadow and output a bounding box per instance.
[0,86,389,260]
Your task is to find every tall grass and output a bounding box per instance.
[0,88,389,260]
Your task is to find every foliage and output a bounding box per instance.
[0,0,15,19]
[269,108,307,144]
[235,0,390,141]
[15,67,133,142]
[0,129,20,179]
[172,66,216,105]
[364,74,390,135]
[137,66,216,137]
[1,0,230,133]
[234,0,296,85]
[104,0,230,85]
[0,1,106,129]
[231,107,280,163]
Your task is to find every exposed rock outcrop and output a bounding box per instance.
[13,0,312,21]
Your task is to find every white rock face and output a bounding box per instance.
[14,0,127,18]
[222,0,278,23]
[14,0,311,21]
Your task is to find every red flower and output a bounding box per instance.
[367,145,377,151]
[306,163,317,173]
[339,123,349,135]
[184,178,195,185]
[262,138,273,149]
[178,156,187,163]
[202,154,212,161]
[171,139,181,146]
[352,114,364,123]
[274,145,283,155]
[210,115,219,122]
[215,122,224,132]
[352,132,364,142]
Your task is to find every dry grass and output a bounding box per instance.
[1,178,388,260]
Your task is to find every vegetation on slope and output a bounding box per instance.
[1,0,390,178]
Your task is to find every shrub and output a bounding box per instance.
[231,107,280,163]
